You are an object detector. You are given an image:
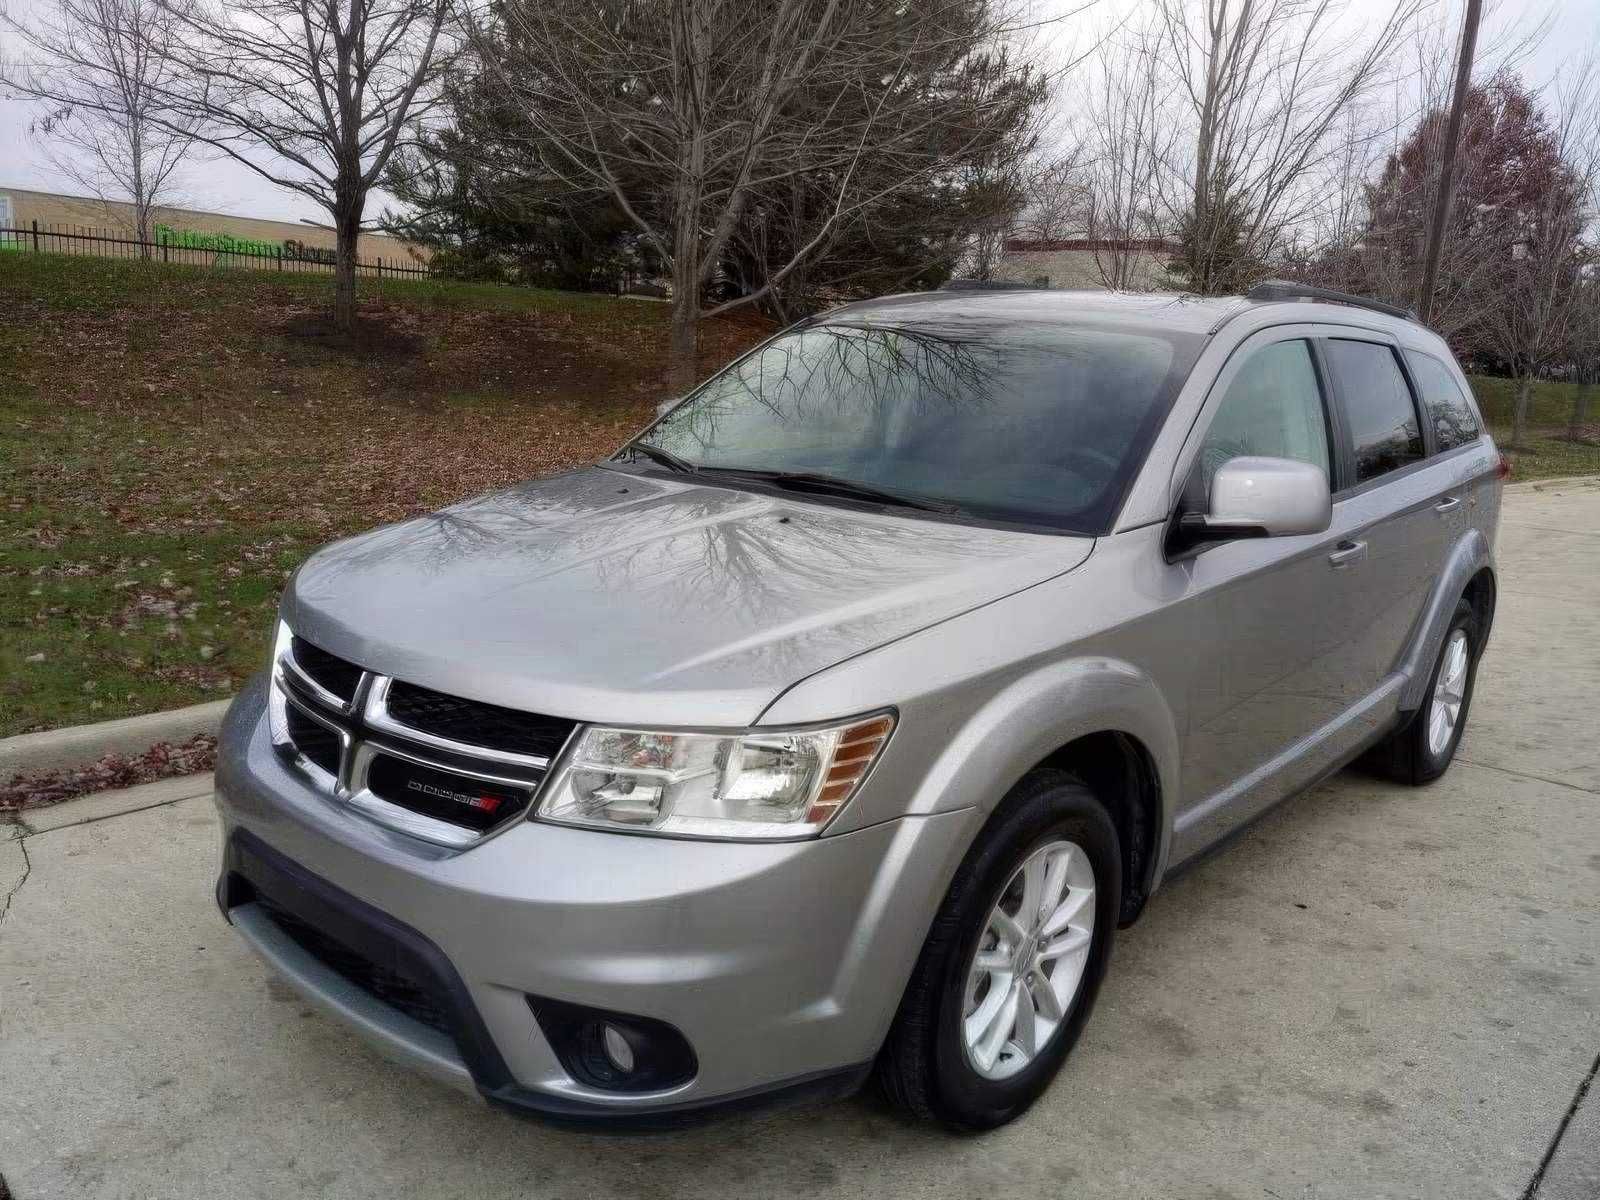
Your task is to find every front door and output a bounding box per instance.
[1166,332,1372,855]
[1318,337,1441,691]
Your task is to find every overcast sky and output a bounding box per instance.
[0,0,1594,226]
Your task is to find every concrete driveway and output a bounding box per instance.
[3,480,1598,1199]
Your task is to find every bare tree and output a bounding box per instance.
[481,0,1058,392]
[148,0,455,328]
[2,0,196,249]
[1282,4,1556,330]
[1077,26,1175,289]
[1566,270,1600,440]
[963,160,1032,281]
[1155,0,1423,293]
[1014,149,1091,244]
[1475,63,1600,449]
[1363,73,1550,340]
[1275,101,1391,293]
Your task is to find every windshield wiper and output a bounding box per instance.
[699,467,962,514]
[622,442,696,474]
[617,449,961,514]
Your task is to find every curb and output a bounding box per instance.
[14,772,217,835]
[0,698,233,780]
[1504,473,1600,493]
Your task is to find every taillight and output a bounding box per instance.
[1495,451,1512,480]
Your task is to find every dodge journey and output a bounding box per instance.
[214,281,1501,1130]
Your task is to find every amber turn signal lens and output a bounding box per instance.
[807,714,895,824]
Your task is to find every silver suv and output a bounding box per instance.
[214,282,1501,1130]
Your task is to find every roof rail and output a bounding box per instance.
[1246,279,1416,321]
[939,278,1041,292]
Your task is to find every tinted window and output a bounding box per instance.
[1326,340,1424,482]
[637,320,1201,533]
[1405,351,1482,451]
[1199,340,1329,495]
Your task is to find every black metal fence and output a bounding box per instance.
[0,220,431,280]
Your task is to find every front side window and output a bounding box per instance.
[1325,339,1424,483]
[1405,350,1482,452]
[633,318,1202,533]
[1197,339,1330,496]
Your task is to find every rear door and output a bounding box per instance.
[1318,337,1445,693]
[1404,347,1496,535]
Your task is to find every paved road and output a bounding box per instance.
[3,481,1598,1199]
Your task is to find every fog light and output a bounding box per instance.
[528,996,697,1093]
[602,1024,635,1073]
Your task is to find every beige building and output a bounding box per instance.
[992,238,1178,291]
[0,185,428,265]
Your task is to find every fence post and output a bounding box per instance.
[377,257,383,279]
[31,220,40,253]
[162,237,169,264]
[277,247,283,272]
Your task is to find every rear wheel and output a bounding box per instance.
[876,769,1121,1130]
[1363,598,1481,784]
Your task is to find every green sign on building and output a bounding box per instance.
[154,224,281,257]
[153,225,339,263]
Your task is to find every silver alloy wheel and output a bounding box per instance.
[961,839,1096,1081]
[1427,628,1470,757]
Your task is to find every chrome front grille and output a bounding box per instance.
[284,704,342,776]
[384,681,576,760]
[270,636,577,848]
[289,636,363,703]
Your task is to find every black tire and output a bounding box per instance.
[875,769,1122,1131]
[1362,598,1481,785]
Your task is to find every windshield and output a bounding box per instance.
[628,317,1202,533]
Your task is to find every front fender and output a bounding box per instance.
[783,653,1181,886]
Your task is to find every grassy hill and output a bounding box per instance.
[0,254,769,736]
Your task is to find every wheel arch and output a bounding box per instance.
[1035,730,1164,926]
[1396,528,1495,713]
[868,654,1180,928]
[1462,564,1497,648]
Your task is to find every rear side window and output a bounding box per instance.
[1325,340,1424,483]
[1199,339,1330,494]
[1405,351,1482,451]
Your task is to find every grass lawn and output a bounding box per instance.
[0,253,769,737]
[1467,374,1600,482]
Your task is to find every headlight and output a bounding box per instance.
[266,618,294,742]
[271,617,293,672]
[535,713,895,839]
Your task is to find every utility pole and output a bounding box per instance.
[1416,0,1484,324]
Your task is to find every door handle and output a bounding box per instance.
[1328,540,1367,569]
[1433,496,1462,514]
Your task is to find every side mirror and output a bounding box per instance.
[1184,456,1331,542]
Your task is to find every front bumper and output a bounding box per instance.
[213,679,976,1126]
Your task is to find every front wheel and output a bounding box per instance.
[875,770,1121,1130]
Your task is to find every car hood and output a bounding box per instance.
[283,468,1094,727]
